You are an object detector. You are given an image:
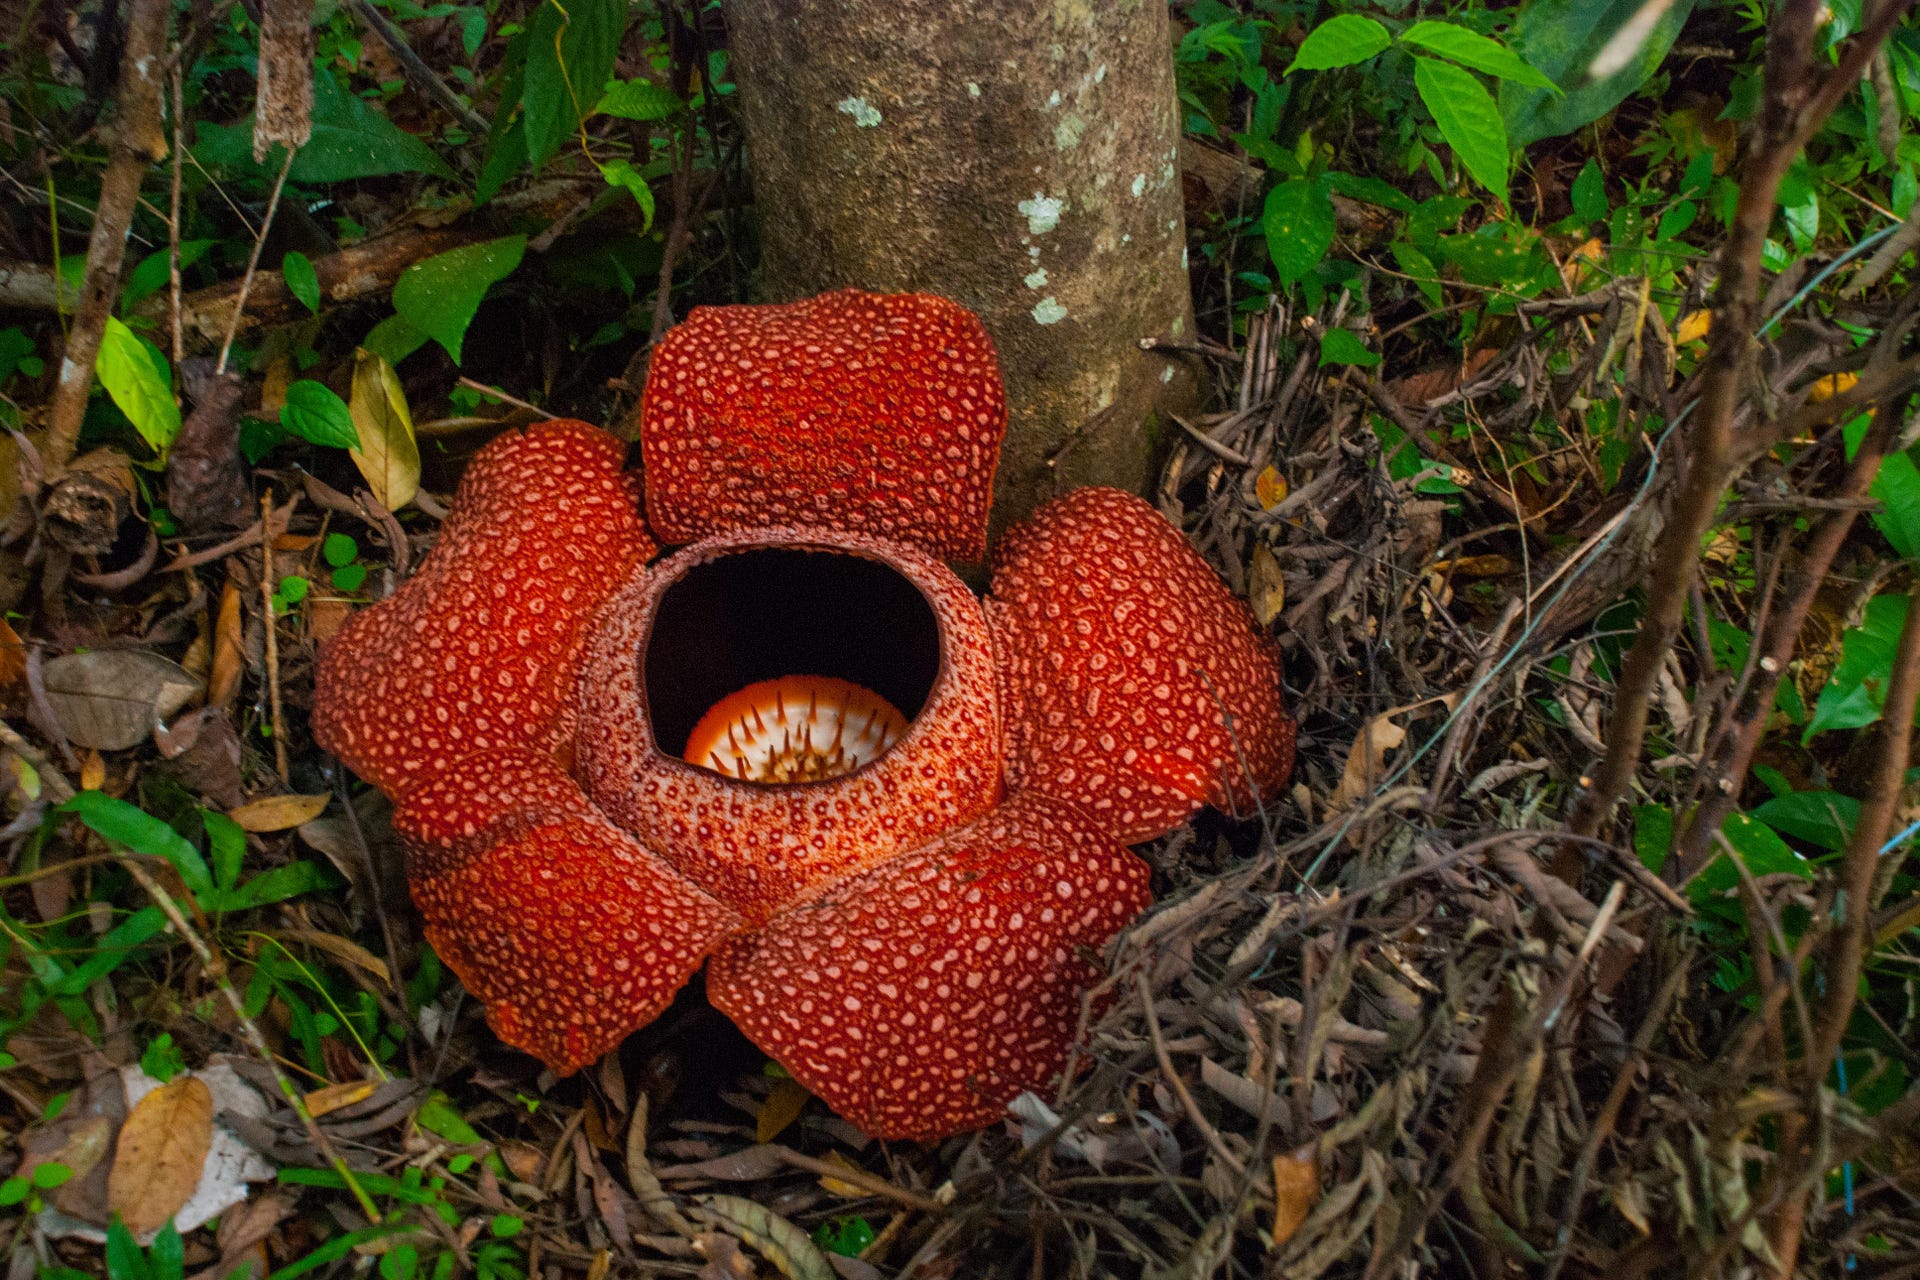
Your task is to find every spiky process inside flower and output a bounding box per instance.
[684,675,910,783]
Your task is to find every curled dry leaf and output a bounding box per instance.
[41,650,204,751]
[1331,694,1458,810]
[107,1075,214,1238]
[348,347,420,511]
[303,1081,379,1119]
[695,1194,837,1280]
[1271,1146,1321,1248]
[1248,543,1285,627]
[227,792,330,832]
[208,579,245,709]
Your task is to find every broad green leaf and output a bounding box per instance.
[1325,170,1416,212]
[1398,21,1557,89]
[1633,804,1673,872]
[1319,328,1381,367]
[59,790,214,901]
[1413,58,1509,196]
[282,251,321,314]
[349,348,421,511]
[53,906,167,997]
[1571,158,1607,223]
[1692,811,1814,898]
[1261,177,1335,288]
[1499,0,1696,147]
[280,380,361,450]
[597,157,656,231]
[96,317,180,453]
[1287,15,1391,73]
[522,0,627,166]
[203,810,247,895]
[595,77,683,121]
[392,235,526,365]
[1807,594,1916,741]
[1391,241,1444,306]
[1871,448,1920,557]
[196,73,454,182]
[105,1217,147,1280]
[121,240,214,309]
[414,1092,486,1145]
[223,861,332,911]
[362,314,430,367]
[1753,790,1859,852]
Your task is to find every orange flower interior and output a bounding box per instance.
[683,675,909,782]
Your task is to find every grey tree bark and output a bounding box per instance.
[725,0,1200,541]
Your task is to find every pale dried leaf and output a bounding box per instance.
[42,651,203,751]
[348,348,420,511]
[696,1194,836,1280]
[303,1081,379,1119]
[209,581,245,709]
[227,792,330,832]
[107,1075,214,1237]
[1248,543,1285,626]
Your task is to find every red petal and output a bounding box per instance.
[312,421,654,796]
[396,749,739,1075]
[987,488,1295,843]
[707,793,1149,1141]
[640,291,1006,562]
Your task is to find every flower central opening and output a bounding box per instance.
[682,675,909,781]
[642,548,942,782]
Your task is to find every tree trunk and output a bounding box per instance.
[726,0,1199,540]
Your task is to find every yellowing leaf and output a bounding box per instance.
[1806,371,1859,403]
[348,347,420,511]
[80,750,106,792]
[108,1075,213,1237]
[1271,1146,1321,1248]
[228,792,331,832]
[815,1150,868,1199]
[304,1080,379,1118]
[1249,543,1286,627]
[1255,466,1289,511]
[755,1076,811,1143]
[1674,309,1712,345]
[1561,237,1605,290]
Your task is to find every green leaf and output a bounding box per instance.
[1398,21,1557,89]
[1571,158,1607,223]
[96,317,181,453]
[595,77,683,120]
[1807,594,1916,741]
[1413,58,1509,196]
[1693,812,1814,899]
[141,1031,187,1083]
[198,73,454,182]
[415,1091,486,1145]
[0,1177,27,1207]
[522,0,627,166]
[1391,241,1444,306]
[322,532,359,567]
[489,1215,524,1239]
[33,1161,73,1189]
[106,1218,148,1280]
[280,380,361,450]
[1752,790,1859,852]
[362,314,430,367]
[1499,0,1697,148]
[148,1224,184,1280]
[1633,804,1672,872]
[121,240,214,309]
[1287,15,1392,72]
[52,907,167,996]
[223,861,332,910]
[331,563,368,592]
[1319,328,1381,367]
[283,251,321,314]
[1871,448,1920,557]
[1261,177,1335,288]
[60,791,214,901]
[597,157,656,231]
[1325,170,1416,212]
[392,235,526,365]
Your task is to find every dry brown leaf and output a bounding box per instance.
[1331,694,1459,810]
[1271,1146,1321,1248]
[208,580,245,709]
[1430,554,1513,578]
[1248,543,1285,627]
[228,792,330,832]
[1560,237,1604,290]
[814,1150,866,1198]
[303,1080,378,1118]
[79,750,106,792]
[269,929,390,983]
[349,348,420,511]
[42,651,204,751]
[755,1077,811,1144]
[0,615,25,693]
[107,1075,213,1237]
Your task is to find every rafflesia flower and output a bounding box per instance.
[312,290,1296,1140]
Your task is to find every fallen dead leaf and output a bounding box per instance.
[349,347,421,511]
[1674,309,1712,345]
[41,650,204,751]
[1331,694,1459,810]
[1255,466,1288,511]
[79,750,105,792]
[1248,543,1285,627]
[269,929,390,984]
[107,1074,214,1237]
[227,792,330,832]
[814,1151,867,1199]
[208,580,245,709]
[1807,371,1860,403]
[1429,554,1514,578]
[1271,1145,1321,1248]
[755,1077,811,1144]
[0,615,25,693]
[303,1080,379,1119]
